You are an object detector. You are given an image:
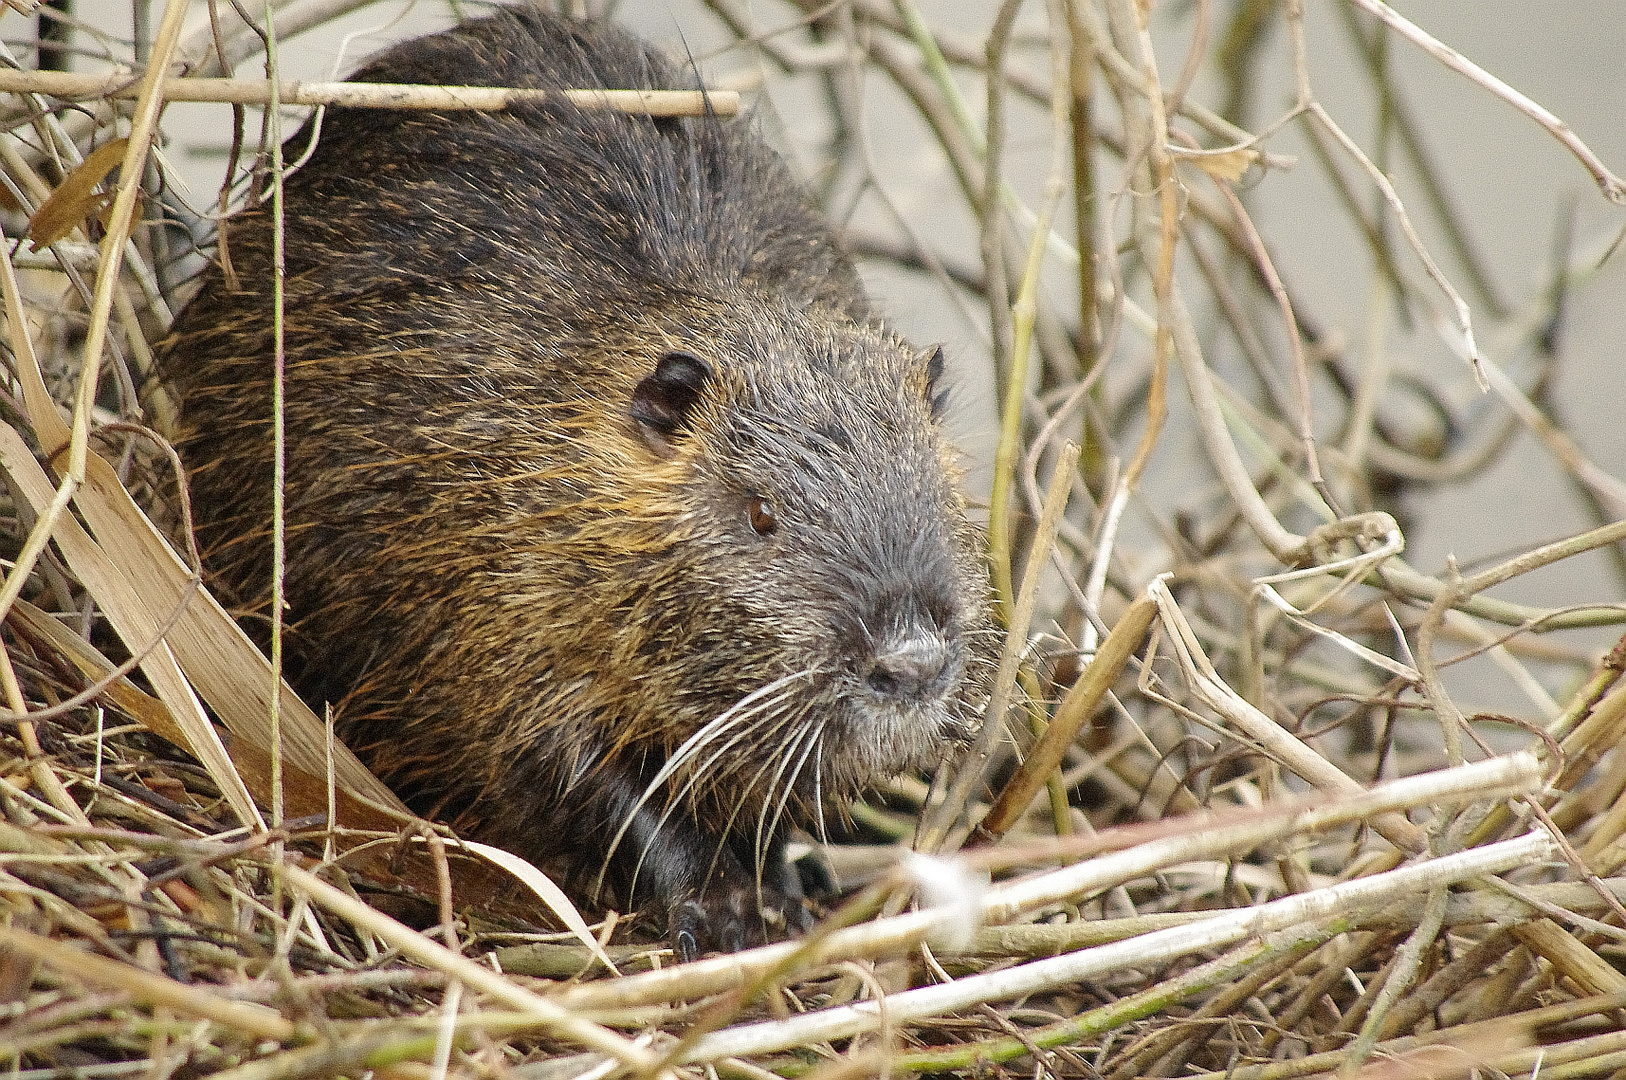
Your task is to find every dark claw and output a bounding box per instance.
[669,898,708,961]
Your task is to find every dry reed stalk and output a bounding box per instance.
[0,69,740,114]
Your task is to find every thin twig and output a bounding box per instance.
[1341,0,1626,204]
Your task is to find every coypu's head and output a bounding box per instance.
[606,296,992,837]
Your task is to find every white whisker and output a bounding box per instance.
[700,699,820,888]
[616,694,797,896]
[812,727,828,845]
[758,712,825,877]
[596,669,814,896]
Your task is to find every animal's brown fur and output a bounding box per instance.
[160,5,992,952]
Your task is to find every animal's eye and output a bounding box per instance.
[747,496,778,536]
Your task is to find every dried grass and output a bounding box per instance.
[3,0,1626,1077]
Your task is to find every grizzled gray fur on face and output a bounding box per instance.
[162,4,993,954]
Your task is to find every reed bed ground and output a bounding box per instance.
[1,0,1625,1077]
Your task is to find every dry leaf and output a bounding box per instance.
[28,137,128,251]
[1187,147,1258,184]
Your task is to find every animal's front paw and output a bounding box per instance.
[667,877,813,960]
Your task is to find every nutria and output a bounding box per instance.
[160,4,991,953]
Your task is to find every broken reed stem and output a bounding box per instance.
[977,593,1157,839]
[1149,576,1426,851]
[0,70,741,115]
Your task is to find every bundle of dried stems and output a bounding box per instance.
[1,0,1625,1077]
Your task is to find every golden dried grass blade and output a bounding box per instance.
[457,839,618,973]
[0,422,263,827]
[5,597,404,835]
[2,306,403,814]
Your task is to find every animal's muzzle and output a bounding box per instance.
[863,625,958,703]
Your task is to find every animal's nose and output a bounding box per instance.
[865,629,953,701]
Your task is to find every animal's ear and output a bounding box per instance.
[922,345,949,418]
[630,350,712,459]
